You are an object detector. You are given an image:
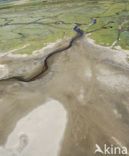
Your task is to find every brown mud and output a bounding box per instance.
[0,36,129,156]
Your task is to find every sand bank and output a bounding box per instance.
[0,99,67,156]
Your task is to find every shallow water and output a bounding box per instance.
[0,37,129,156]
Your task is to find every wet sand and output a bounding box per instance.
[0,36,129,156]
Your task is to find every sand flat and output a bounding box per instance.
[0,37,129,155]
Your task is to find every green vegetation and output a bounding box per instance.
[0,0,129,54]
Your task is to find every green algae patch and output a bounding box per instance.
[89,28,118,47]
[13,29,76,54]
[0,0,129,55]
[84,0,129,50]
[117,31,129,50]
[13,42,44,54]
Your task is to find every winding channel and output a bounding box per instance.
[0,18,113,82]
[0,25,84,82]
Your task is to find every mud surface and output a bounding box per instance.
[0,37,129,156]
